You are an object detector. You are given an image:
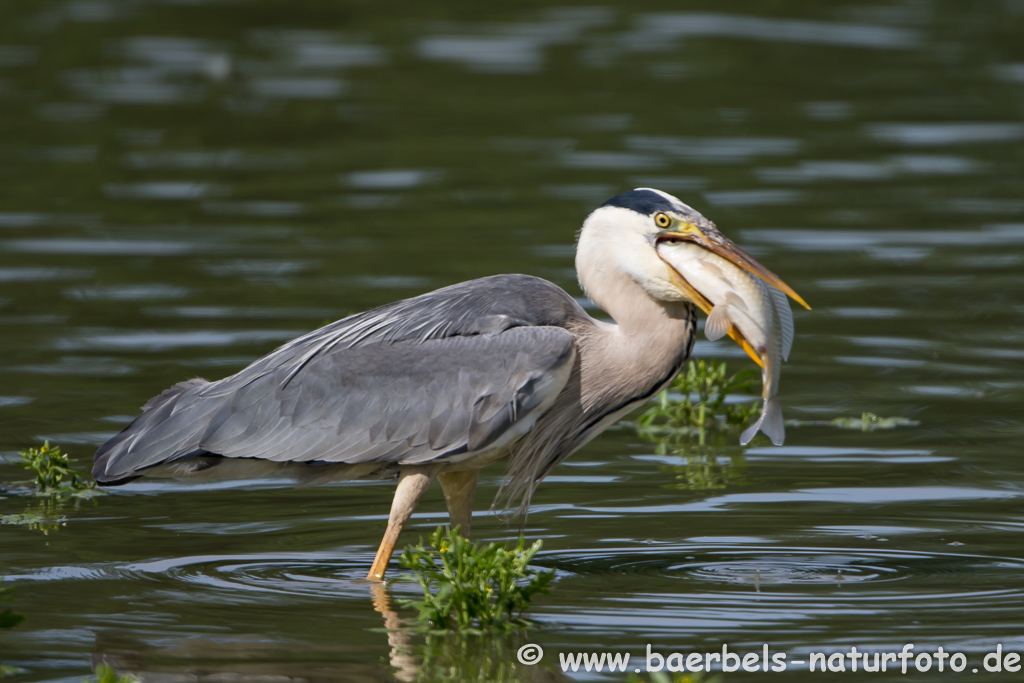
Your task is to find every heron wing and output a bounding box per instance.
[93,275,582,482]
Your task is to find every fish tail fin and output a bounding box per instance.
[739,397,785,446]
[762,396,785,445]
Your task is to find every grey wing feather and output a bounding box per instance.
[93,275,582,483]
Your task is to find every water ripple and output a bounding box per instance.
[121,552,376,600]
[56,329,299,351]
[547,544,1024,603]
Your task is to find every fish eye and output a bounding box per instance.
[654,212,671,228]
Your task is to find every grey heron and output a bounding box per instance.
[92,188,807,580]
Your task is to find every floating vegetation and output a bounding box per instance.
[0,585,24,630]
[0,442,101,533]
[635,360,760,447]
[0,501,69,534]
[89,664,140,683]
[786,412,920,431]
[16,441,95,495]
[396,526,552,632]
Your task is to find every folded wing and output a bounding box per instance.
[93,275,580,483]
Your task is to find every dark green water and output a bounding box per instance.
[2,1,1024,681]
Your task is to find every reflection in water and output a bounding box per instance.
[406,631,562,683]
[345,169,441,191]
[91,631,389,683]
[371,583,418,682]
[0,483,101,536]
[631,359,755,492]
[657,448,749,492]
[625,135,801,163]
[86,580,563,683]
[417,8,610,74]
[1,497,70,535]
[369,585,561,682]
[5,238,195,255]
[865,122,1024,146]
[629,12,919,49]
[637,419,751,492]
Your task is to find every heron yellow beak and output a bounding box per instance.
[656,224,811,310]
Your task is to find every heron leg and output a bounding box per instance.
[438,469,478,538]
[367,464,441,581]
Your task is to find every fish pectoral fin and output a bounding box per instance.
[704,305,731,341]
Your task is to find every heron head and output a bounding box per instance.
[577,188,809,310]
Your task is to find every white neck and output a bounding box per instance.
[575,207,693,338]
[572,211,696,414]
[580,249,692,336]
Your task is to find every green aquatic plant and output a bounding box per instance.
[0,585,24,630]
[632,360,758,491]
[396,526,553,632]
[786,412,919,431]
[0,585,25,677]
[88,664,140,683]
[16,441,94,495]
[635,360,760,446]
[0,442,101,534]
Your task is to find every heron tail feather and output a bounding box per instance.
[92,378,211,484]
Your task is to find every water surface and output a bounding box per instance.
[2,1,1023,681]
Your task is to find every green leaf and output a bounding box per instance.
[87,664,140,683]
[633,360,762,446]
[395,526,553,631]
[14,441,97,496]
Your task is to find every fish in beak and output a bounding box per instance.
[656,223,810,311]
[655,222,808,446]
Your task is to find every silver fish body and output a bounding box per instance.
[656,241,794,445]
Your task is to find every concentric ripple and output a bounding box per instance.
[549,544,1024,601]
[109,544,1024,609]
[121,551,379,600]
[678,555,894,586]
[534,543,1024,639]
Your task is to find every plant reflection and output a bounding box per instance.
[634,360,754,491]
[371,582,564,682]
[635,361,760,447]
[656,447,750,492]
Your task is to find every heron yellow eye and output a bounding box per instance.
[654,212,671,228]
